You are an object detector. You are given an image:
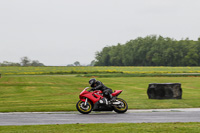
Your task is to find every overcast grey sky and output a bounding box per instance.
[0,0,200,66]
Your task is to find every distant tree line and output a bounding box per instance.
[95,35,200,66]
[0,56,45,66]
[67,60,96,66]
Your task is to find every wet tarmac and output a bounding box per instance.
[0,108,200,125]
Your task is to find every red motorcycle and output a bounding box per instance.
[76,87,128,114]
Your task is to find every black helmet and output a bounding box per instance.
[89,78,96,87]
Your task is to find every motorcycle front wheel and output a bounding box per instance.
[76,100,93,114]
[113,98,128,113]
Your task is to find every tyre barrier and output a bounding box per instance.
[147,83,182,99]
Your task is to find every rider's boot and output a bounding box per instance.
[108,94,115,102]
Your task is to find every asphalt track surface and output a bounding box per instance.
[0,108,200,125]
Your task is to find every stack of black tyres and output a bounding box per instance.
[147,83,182,99]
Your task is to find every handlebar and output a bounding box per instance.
[84,87,102,93]
[84,87,92,92]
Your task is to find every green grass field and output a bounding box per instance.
[0,123,200,133]
[0,75,200,112]
[1,66,200,75]
[1,66,200,132]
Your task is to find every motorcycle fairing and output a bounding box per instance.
[112,90,123,96]
[79,91,103,104]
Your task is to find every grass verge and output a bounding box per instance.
[0,75,200,112]
[0,122,200,133]
[81,73,200,77]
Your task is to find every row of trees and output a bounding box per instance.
[95,35,200,66]
[0,57,45,66]
[1,57,94,67]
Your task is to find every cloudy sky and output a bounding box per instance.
[0,0,200,66]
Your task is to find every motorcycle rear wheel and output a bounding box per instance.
[76,100,93,114]
[113,98,128,113]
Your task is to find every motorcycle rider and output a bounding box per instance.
[89,78,114,101]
